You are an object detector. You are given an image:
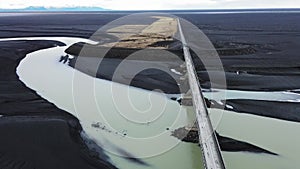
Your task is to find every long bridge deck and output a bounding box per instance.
[177,18,226,169]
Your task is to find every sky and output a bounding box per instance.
[0,0,299,10]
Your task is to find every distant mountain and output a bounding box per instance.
[0,6,109,12]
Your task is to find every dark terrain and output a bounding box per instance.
[171,127,277,155]
[0,40,116,169]
[0,11,300,168]
[211,99,300,123]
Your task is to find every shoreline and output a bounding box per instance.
[171,127,278,155]
[1,12,300,169]
[0,39,116,169]
[11,37,297,155]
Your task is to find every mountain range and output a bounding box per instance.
[0,6,109,11]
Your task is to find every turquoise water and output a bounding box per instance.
[11,36,300,169]
[15,37,204,169]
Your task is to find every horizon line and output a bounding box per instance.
[0,6,300,11]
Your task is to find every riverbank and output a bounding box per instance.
[1,11,300,169]
[0,40,116,169]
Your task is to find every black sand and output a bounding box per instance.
[179,13,300,91]
[1,12,300,167]
[222,99,300,123]
[2,12,300,92]
[65,42,186,94]
[171,127,277,155]
[0,40,116,169]
[0,116,115,169]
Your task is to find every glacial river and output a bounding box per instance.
[13,37,204,169]
[9,37,300,169]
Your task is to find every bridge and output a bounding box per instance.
[177,18,226,169]
[65,14,226,169]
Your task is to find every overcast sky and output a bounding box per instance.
[0,0,299,10]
